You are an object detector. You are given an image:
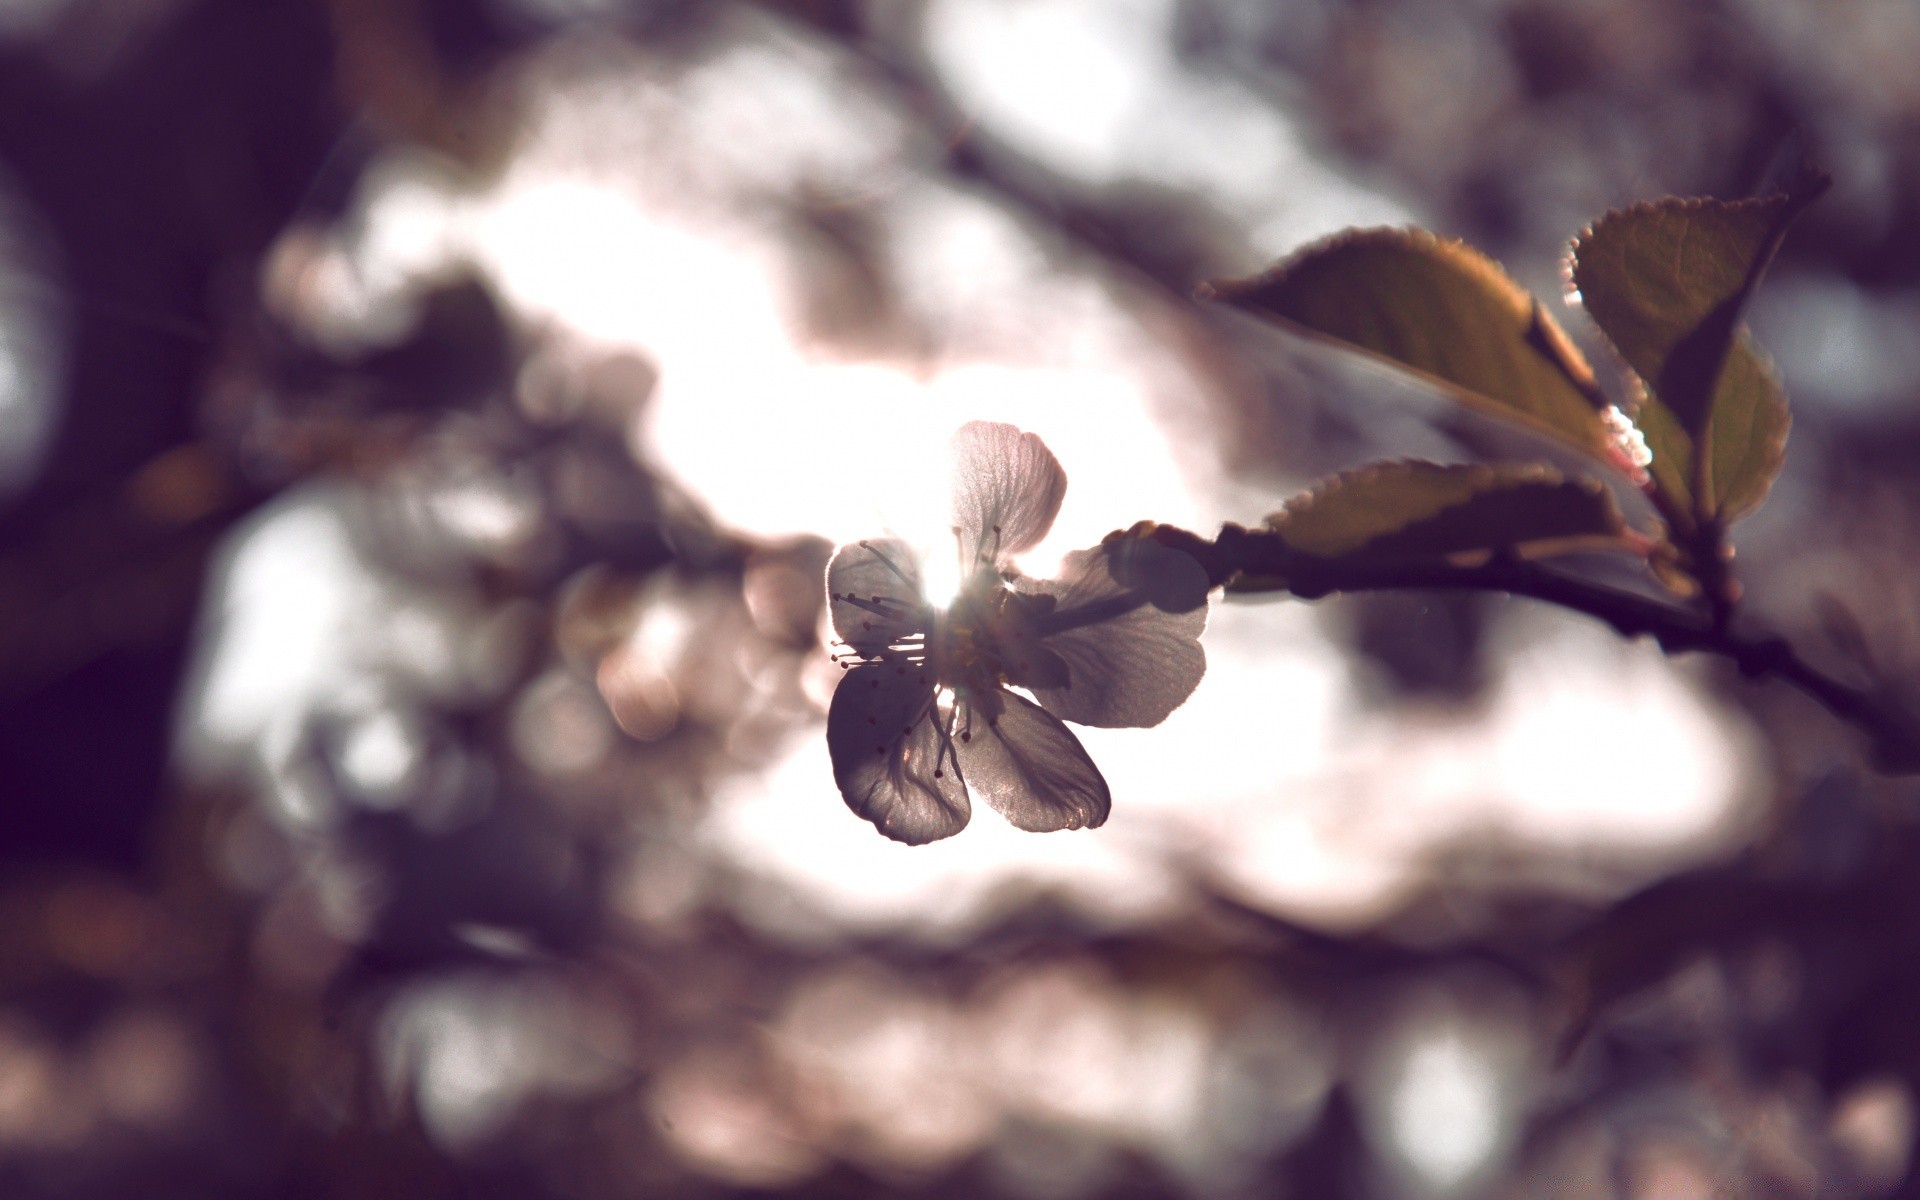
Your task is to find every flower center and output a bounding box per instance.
[828,537,1063,705]
[932,571,1053,692]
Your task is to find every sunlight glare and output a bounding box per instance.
[1380,1025,1509,1195]
[476,178,787,351]
[922,0,1412,250]
[1488,616,1754,848]
[179,485,496,835]
[918,521,965,614]
[922,0,1171,182]
[460,176,1208,560]
[186,493,361,755]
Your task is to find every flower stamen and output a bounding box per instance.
[857,539,921,592]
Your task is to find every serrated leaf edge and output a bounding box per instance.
[1204,230,1613,459]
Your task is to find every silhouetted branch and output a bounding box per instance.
[1147,522,1920,773]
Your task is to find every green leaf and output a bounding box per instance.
[1704,337,1791,522]
[1617,331,1789,529]
[1570,178,1824,522]
[1203,228,1616,463]
[1570,188,1812,434]
[1268,460,1628,564]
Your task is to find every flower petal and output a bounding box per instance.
[1018,540,1208,728]
[951,422,1067,571]
[827,663,969,844]
[955,688,1109,832]
[827,538,931,655]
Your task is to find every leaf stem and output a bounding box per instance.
[1689,517,1739,637]
[1146,522,1920,773]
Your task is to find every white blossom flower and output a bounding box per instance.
[824,422,1209,844]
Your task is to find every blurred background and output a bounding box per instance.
[2,0,1919,1196]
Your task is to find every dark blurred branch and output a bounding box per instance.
[1147,522,1920,773]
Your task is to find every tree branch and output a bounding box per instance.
[1145,522,1920,773]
